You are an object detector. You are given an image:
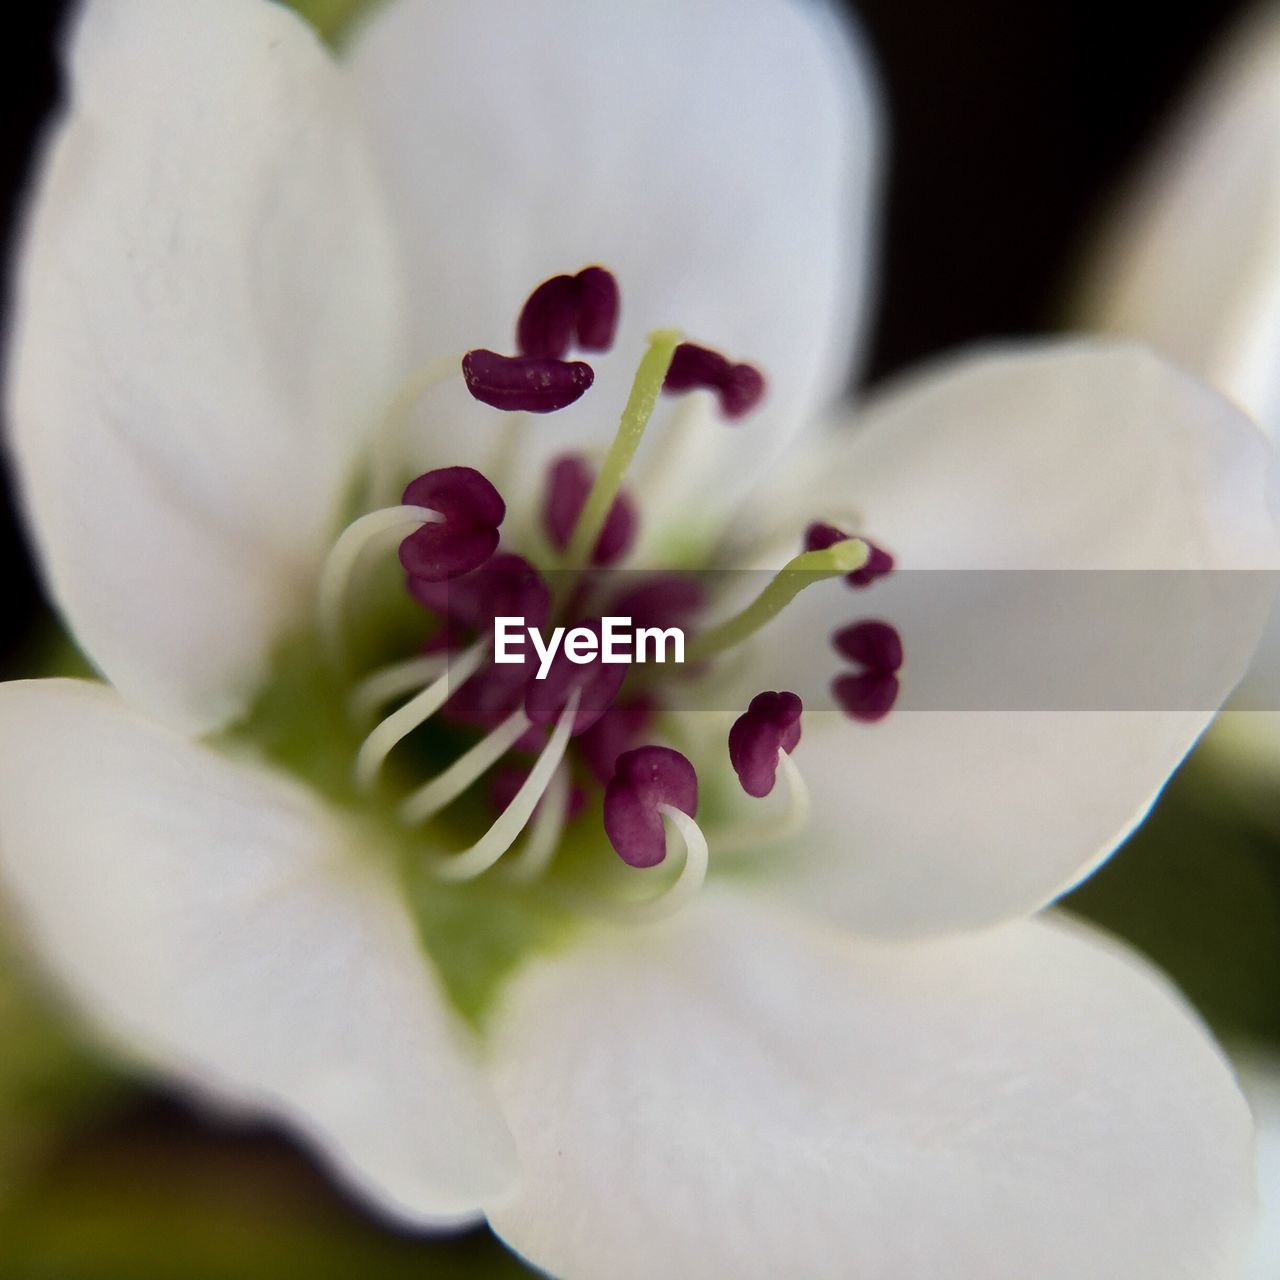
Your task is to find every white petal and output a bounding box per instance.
[1236,1050,1280,1280]
[346,0,881,540]
[0,679,515,1226]
[1083,3,1280,439]
[485,888,1254,1280]
[738,340,1278,935]
[7,0,407,734]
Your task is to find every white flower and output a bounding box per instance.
[0,1,1273,1275]
[1081,1,1280,785]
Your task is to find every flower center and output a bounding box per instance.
[237,268,906,1023]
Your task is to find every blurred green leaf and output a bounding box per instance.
[0,930,128,1197]
[1067,758,1280,1045]
[283,0,383,44]
[0,1118,536,1280]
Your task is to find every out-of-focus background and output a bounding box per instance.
[1,0,1276,1275]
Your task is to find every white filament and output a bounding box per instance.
[318,504,442,666]
[398,707,533,826]
[368,356,462,506]
[710,749,811,855]
[571,804,709,925]
[353,639,489,791]
[348,653,449,723]
[487,411,531,497]
[504,764,571,884]
[430,692,582,883]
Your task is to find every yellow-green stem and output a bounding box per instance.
[683,540,869,665]
[564,328,682,568]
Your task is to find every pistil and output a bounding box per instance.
[562,329,682,569]
[683,540,869,665]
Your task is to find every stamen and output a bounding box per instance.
[462,349,594,413]
[398,707,534,825]
[806,522,895,587]
[516,275,577,360]
[525,620,628,734]
[574,267,622,351]
[348,653,449,723]
[563,329,682,568]
[517,266,621,358]
[832,619,904,723]
[438,660,538,738]
[834,619,903,671]
[710,749,811,855]
[318,503,444,666]
[834,672,899,722]
[430,691,582,883]
[578,696,654,784]
[727,691,802,797]
[543,454,637,567]
[354,638,490,790]
[503,764,573,884]
[567,745,707,925]
[663,342,766,419]
[398,467,506,582]
[590,804,709,925]
[489,762,584,822]
[683,539,869,665]
[603,745,698,868]
[409,553,551,635]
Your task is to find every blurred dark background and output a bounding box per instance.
[0,0,1265,1274]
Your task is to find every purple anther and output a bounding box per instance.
[516,275,578,360]
[662,342,767,420]
[607,576,705,634]
[604,745,699,869]
[399,467,505,581]
[833,671,900,723]
[728,691,803,798]
[833,619,903,673]
[804,522,847,553]
[524,620,628,735]
[574,267,621,351]
[516,266,621,359]
[490,763,586,821]
[409,553,551,634]
[721,362,767,418]
[542,454,637,566]
[805,522,895,588]
[462,349,594,413]
[578,696,655,785]
[831,619,903,724]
